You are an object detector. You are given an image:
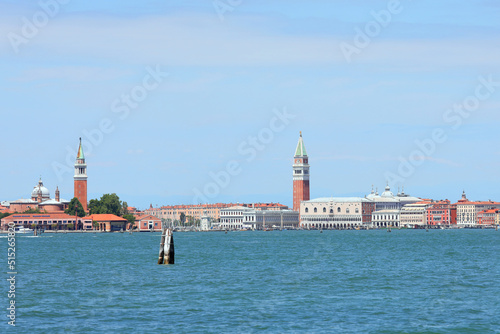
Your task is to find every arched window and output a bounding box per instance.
[314,208,317,213]
[346,208,350,214]
[323,207,326,213]
[330,209,333,214]
[337,207,341,213]
[355,208,359,214]
[305,208,309,213]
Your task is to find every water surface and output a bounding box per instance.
[1,230,499,333]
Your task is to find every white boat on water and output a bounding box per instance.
[14,227,34,234]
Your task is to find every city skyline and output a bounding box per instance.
[1,1,500,209]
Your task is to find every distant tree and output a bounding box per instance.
[0,213,12,219]
[23,208,42,214]
[123,214,135,226]
[88,199,101,215]
[122,201,129,216]
[195,219,201,227]
[187,215,194,226]
[180,212,186,225]
[51,223,58,230]
[65,198,86,217]
[88,194,124,216]
[67,223,74,230]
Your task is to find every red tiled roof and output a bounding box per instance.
[135,214,160,221]
[478,209,499,214]
[453,201,500,205]
[85,214,127,222]
[1,213,81,222]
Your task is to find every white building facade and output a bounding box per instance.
[220,206,299,230]
[300,197,375,229]
[455,191,500,227]
[400,203,429,227]
[371,209,400,228]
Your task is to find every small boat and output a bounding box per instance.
[15,227,34,235]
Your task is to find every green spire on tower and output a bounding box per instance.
[294,131,307,157]
[77,137,85,160]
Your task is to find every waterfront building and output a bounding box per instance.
[134,214,162,231]
[366,185,422,228]
[400,203,431,227]
[454,191,500,226]
[477,209,499,226]
[371,209,400,228]
[293,132,310,212]
[74,138,88,211]
[300,197,375,229]
[146,202,288,223]
[367,185,421,211]
[219,205,251,229]
[0,213,92,231]
[426,200,456,226]
[87,214,128,232]
[219,205,299,230]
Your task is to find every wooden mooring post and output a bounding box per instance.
[158,227,175,265]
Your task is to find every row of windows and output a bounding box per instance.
[13,220,74,224]
[305,207,359,214]
[373,215,398,220]
[221,211,246,216]
[303,217,362,222]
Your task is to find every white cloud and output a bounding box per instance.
[12,66,132,82]
[1,12,499,69]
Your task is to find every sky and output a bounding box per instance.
[1,0,500,209]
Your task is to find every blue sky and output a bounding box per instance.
[1,0,500,209]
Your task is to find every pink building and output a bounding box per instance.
[477,209,498,225]
[135,214,162,231]
[426,200,457,226]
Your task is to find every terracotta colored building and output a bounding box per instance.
[426,200,457,226]
[87,214,128,232]
[135,214,162,231]
[477,209,499,225]
[293,132,310,212]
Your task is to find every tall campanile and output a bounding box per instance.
[74,138,88,211]
[293,132,310,212]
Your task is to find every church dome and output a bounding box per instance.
[366,186,377,199]
[381,185,394,198]
[31,178,50,200]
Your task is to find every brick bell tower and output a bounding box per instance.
[293,132,310,212]
[74,138,88,211]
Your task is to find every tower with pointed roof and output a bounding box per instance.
[293,132,310,212]
[74,138,88,211]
